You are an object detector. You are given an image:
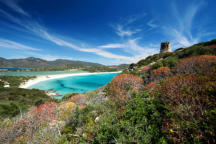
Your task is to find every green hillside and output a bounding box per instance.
[0,39,216,143]
[0,76,54,119]
[0,57,128,72]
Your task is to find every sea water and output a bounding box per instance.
[0,70,85,76]
[28,73,119,98]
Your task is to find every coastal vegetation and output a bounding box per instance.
[0,76,35,88]
[0,76,53,119]
[0,88,54,119]
[0,39,216,143]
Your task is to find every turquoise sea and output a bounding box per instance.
[28,73,119,98]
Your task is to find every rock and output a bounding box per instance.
[4,84,10,88]
[82,133,87,138]
[76,128,83,135]
[95,116,100,123]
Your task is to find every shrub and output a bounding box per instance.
[62,105,98,142]
[175,55,216,74]
[0,88,53,118]
[156,74,216,143]
[145,82,159,92]
[158,74,216,119]
[140,65,150,72]
[152,56,179,69]
[0,102,20,118]
[68,94,87,105]
[150,67,171,82]
[58,102,76,120]
[162,56,179,68]
[96,91,167,143]
[107,74,143,106]
[61,93,78,101]
[152,61,163,69]
[0,102,59,143]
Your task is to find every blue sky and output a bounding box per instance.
[0,0,215,65]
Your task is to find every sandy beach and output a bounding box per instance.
[19,71,121,89]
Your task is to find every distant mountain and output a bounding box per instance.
[0,57,103,68]
[0,57,129,71]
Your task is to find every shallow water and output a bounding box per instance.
[28,73,119,98]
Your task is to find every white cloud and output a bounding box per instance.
[111,13,146,38]
[98,38,158,63]
[0,38,41,51]
[147,19,158,28]
[0,6,133,61]
[80,48,130,59]
[99,43,126,49]
[0,0,30,17]
[0,1,159,64]
[112,24,141,37]
[124,13,146,25]
[164,1,205,48]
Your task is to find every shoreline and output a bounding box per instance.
[19,71,121,89]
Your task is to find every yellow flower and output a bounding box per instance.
[58,102,76,120]
[170,129,174,133]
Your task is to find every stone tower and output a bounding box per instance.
[160,42,171,53]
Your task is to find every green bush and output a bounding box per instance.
[152,61,164,69]
[0,76,35,88]
[0,88,53,118]
[0,102,20,118]
[61,93,78,101]
[95,91,167,143]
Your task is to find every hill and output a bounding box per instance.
[0,39,216,143]
[0,57,102,68]
[0,57,128,71]
[129,39,216,71]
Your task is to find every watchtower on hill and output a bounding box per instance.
[160,42,171,53]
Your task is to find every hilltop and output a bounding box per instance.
[0,39,216,143]
[0,57,129,72]
[0,57,102,68]
[128,39,216,72]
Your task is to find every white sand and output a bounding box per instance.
[19,71,121,89]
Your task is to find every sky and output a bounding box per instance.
[0,0,215,65]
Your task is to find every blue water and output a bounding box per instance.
[0,70,85,76]
[29,73,119,98]
[0,68,31,71]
